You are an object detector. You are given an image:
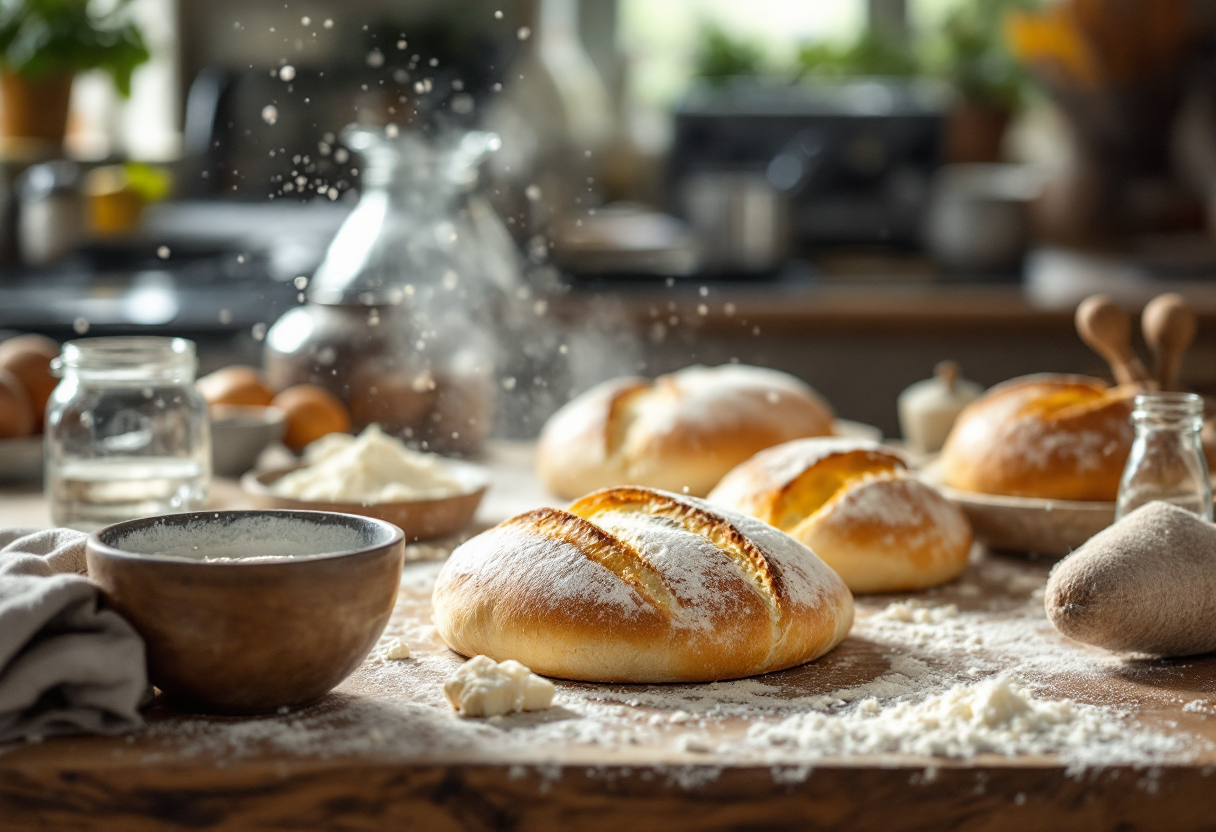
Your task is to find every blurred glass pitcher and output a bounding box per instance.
[265,127,522,454]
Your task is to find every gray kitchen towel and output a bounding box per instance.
[0,528,147,743]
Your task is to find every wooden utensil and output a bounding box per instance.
[1141,292,1196,392]
[1075,294,1151,386]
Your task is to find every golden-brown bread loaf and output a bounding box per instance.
[536,365,835,499]
[709,438,972,594]
[431,486,854,683]
[939,374,1135,502]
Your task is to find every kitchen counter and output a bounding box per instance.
[4,443,1216,831]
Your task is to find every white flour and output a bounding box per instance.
[110,514,374,561]
[136,552,1210,786]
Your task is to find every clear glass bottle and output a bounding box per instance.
[1115,393,1213,522]
[45,337,211,531]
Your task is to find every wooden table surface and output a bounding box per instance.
[4,443,1216,831]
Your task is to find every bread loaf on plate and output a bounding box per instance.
[432,486,854,683]
[939,374,1135,502]
[536,365,835,499]
[710,438,972,593]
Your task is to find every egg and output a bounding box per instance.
[272,384,352,452]
[197,366,275,407]
[0,334,59,431]
[0,368,35,439]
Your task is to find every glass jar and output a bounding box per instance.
[264,128,523,454]
[45,337,211,531]
[1115,393,1213,522]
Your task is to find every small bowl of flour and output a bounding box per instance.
[85,509,405,715]
[242,424,490,541]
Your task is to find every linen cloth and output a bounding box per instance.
[0,528,147,743]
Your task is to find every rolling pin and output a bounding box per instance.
[1075,294,1152,387]
[1141,293,1196,392]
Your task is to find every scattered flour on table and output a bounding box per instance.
[745,675,1184,770]
[138,560,1206,784]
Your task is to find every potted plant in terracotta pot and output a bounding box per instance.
[932,0,1030,164]
[0,0,148,146]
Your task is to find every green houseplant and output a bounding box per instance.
[928,0,1034,162]
[0,0,148,144]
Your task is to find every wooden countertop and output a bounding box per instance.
[552,278,1216,335]
[4,444,1216,831]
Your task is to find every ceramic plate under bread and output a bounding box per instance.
[919,458,1114,557]
[0,436,43,482]
[241,460,490,542]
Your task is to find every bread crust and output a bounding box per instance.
[432,487,853,683]
[537,366,835,499]
[709,438,972,594]
[939,374,1135,502]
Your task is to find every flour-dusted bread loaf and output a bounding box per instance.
[431,486,853,683]
[939,374,1135,502]
[709,438,972,594]
[536,365,835,499]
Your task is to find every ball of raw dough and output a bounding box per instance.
[1045,501,1216,657]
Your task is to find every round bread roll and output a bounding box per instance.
[537,365,835,499]
[709,438,972,594]
[939,374,1134,502]
[197,366,275,407]
[0,369,35,439]
[0,334,59,431]
[432,486,854,683]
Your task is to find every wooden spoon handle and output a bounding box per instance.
[1075,294,1151,386]
[1141,293,1196,392]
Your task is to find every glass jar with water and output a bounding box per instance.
[45,337,211,531]
[1114,393,1213,522]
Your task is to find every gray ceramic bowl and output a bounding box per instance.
[86,509,404,715]
[210,405,285,478]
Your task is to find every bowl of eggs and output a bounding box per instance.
[197,366,352,477]
[0,334,61,482]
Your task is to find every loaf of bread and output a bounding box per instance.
[709,438,972,593]
[939,374,1135,502]
[431,486,854,683]
[537,365,835,499]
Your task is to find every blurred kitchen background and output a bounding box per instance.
[1,0,1215,437]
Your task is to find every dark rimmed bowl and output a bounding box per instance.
[86,510,404,715]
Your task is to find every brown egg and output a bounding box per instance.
[197,366,275,407]
[272,384,352,452]
[0,369,35,439]
[0,334,60,431]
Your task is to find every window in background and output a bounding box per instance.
[617,0,866,149]
[66,0,179,161]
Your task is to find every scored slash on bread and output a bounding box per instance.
[709,438,973,594]
[536,365,835,499]
[431,486,853,684]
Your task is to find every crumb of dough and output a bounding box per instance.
[444,655,556,718]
